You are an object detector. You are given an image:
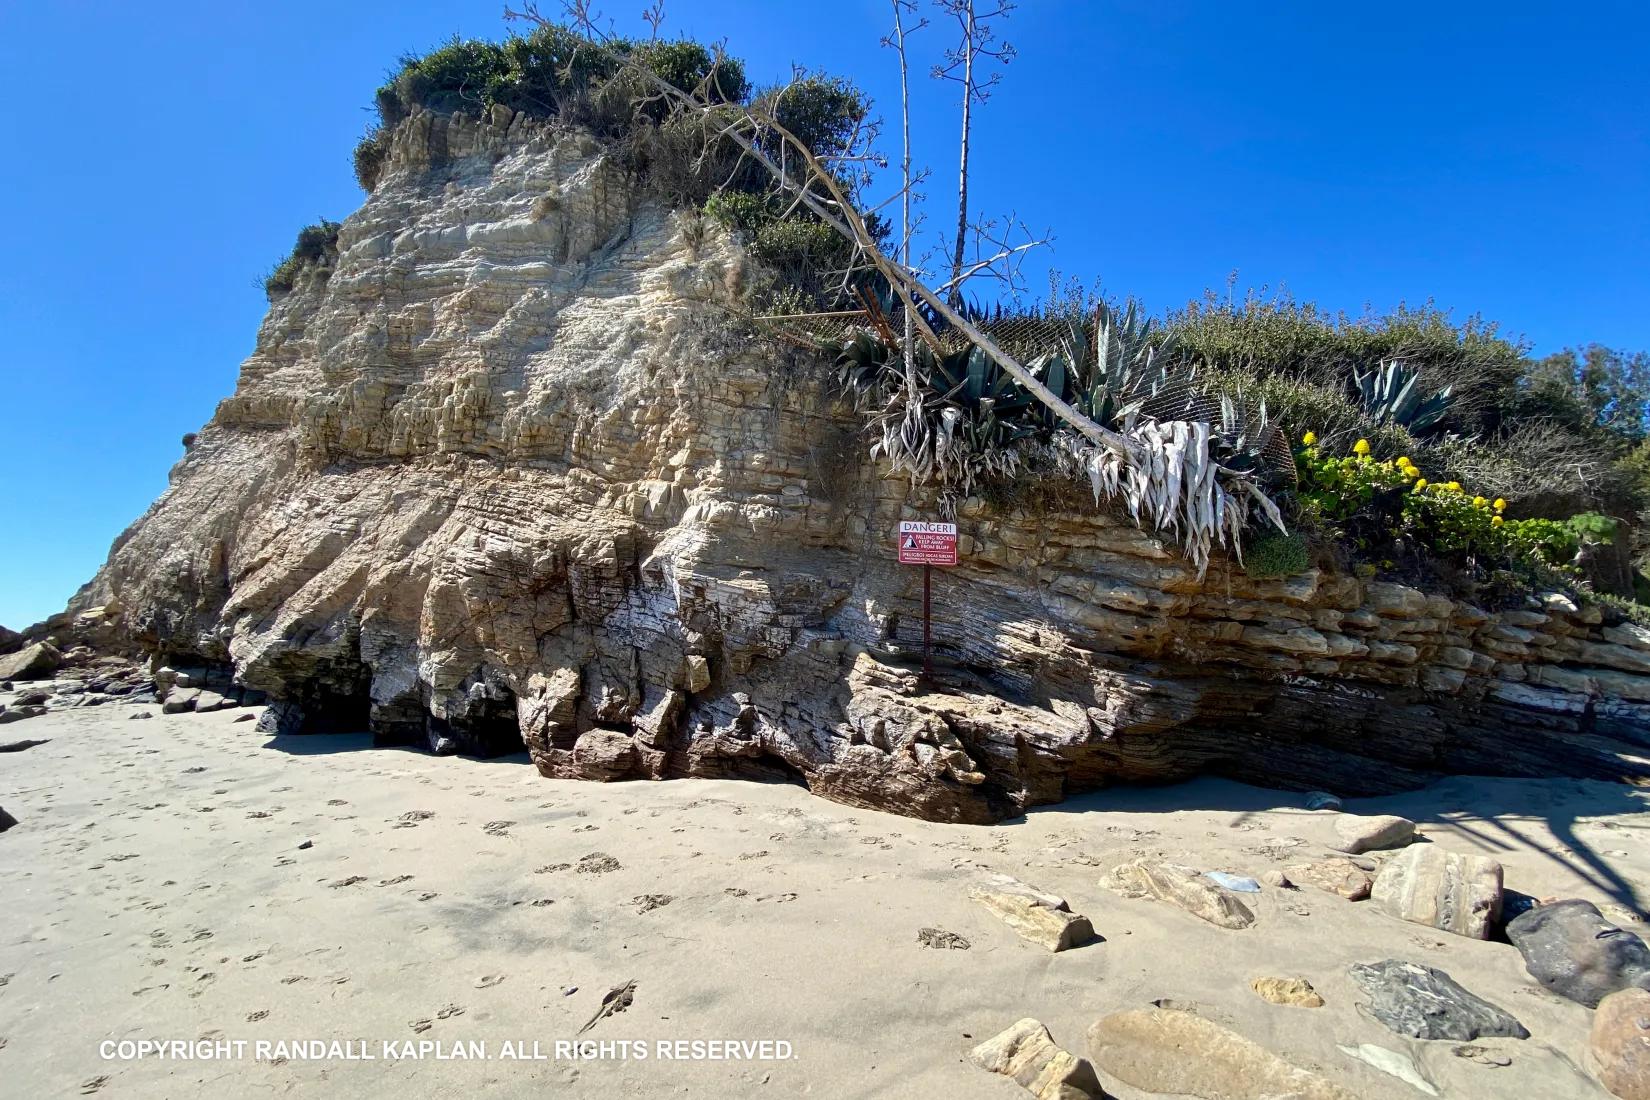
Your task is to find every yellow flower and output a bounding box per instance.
[1473,496,1488,508]
[1302,431,1318,446]
[1445,481,1462,492]
[1492,515,1505,527]
[1396,456,1412,468]
[1353,439,1371,456]
[1493,498,1507,512]
[1413,478,1429,491]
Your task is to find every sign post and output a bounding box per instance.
[897,521,958,683]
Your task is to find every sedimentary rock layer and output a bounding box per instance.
[59,107,1650,821]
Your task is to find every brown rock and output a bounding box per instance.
[1104,858,1255,929]
[969,1018,1101,1100]
[1331,813,1415,854]
[571,730,638,781]
[1591,988,1650,1100]
[1087,1008,1355,1099]
[0,643,62,683]
[1250,977,1324,1008]
[971,880,1095,952]
[1372,845,1503,939]
[1286,858,1373,900]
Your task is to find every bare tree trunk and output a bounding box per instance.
[890,0,919,396]
[947,3,974,308]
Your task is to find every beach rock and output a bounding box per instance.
[968,1018,1101,1100]
[0,643,62,683]
[128,711,153,720]
[193,690,233,712]
[0,706,46,724]
[12,690,50,707]
[916,928,970,950]
[0,805,15,832]
[571,729,638,780]
[971,880,1095,952]
[1590,988,1650,1100]
[1338,1044,1439,1096]
[1260,869,1293,888]
[1287,857,1374,900]
[1349,959,1528,1040]
[1250,977,1324,1008]
[1087,1008,1355,1099]
[1371,845,1503,939]
[1507,899,1650,1008]
[1332,813,1415,854]
[161,688,200,714]
[1105,858,1255,929]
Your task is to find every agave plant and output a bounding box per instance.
[1353,358,1454,434]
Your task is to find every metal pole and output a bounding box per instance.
[922,563,933,684]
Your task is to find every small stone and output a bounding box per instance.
[1371,845,1503,940]
[1088,1008,1355,1100]
[297,840,313,850]
[1331,813,1415,854]
[971,879,1094,952]
[968,1018,1101,1100]
[128,711,154,720]
[1287,858,1373,900]
[1250,977,1324,1008]
[1589,987,1650,1100]
[916,927,971,950]
[1105,859,1255,929]
[1349,959,1528,1041]
[1508,899,1650,1008]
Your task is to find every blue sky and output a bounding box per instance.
[1,1,1646,629]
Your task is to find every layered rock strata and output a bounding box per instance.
[62,107,1650,822]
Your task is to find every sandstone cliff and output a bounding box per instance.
[66,108,1650,821]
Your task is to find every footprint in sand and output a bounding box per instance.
[530,899,555,907]
[535,863,571,874]
[633,894,673,914]
[378,875,413,886]
[436,1004,465,1020]
[474,974,506,989]
[80,1076,109,1095]
[328,876,368,889]
[576,854,620,874]
[483,821,515,837]
[416,892,438,902]
[246,811,272,819]
[281,976,308,985]
[246,1010,268,1023]
[326,799,348,806]
[409,1018,433,1033]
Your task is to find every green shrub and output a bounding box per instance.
[1244,531,1311,578]
[264,220,341,298]
[352,127,390,191]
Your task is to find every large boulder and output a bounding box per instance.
[1349,959,1528,1040]
[1087,1008,1356,1100]
[1508,899,1650,1008]
[1331,813,1415,854]
[1370,844,1503,939]
[968,1018,1101,1100]
[0,643,62,683]
[1590,987,1650,1100]
[1103,858,1255,930]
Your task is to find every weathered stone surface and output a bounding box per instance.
[968,1018,1100,1100]
[1371,845,1503,939]
[1507,899,1650,1008]
[0,643,61,682]
[44,105,1650,822]
[1590,988,1650,1100]
[1105,858,1255,929]
[1087,1008,1356,1099]
[1349,959,1528,1040]
[1250,976,1324,1007]
[162,688,200,714]
[193,690,234,713]
[1338,1044,1438,1096]
[1331,813,1415,854]
[971,877,1094,951]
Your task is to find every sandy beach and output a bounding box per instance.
[2,698,1646,1098]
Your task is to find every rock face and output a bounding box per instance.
[57,106,1650,821]
[1507,900,1650,1008]
[1591,988,1650,1100]
[1105,858,1256,929]
[1371,845,1504,940]
[1349,959,1528,1041]
[1087,1008,1356,1100]
[968,1018,1100,1100]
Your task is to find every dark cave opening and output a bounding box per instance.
[446,687,527,758]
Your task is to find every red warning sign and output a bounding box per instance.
[897,521,958,566]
